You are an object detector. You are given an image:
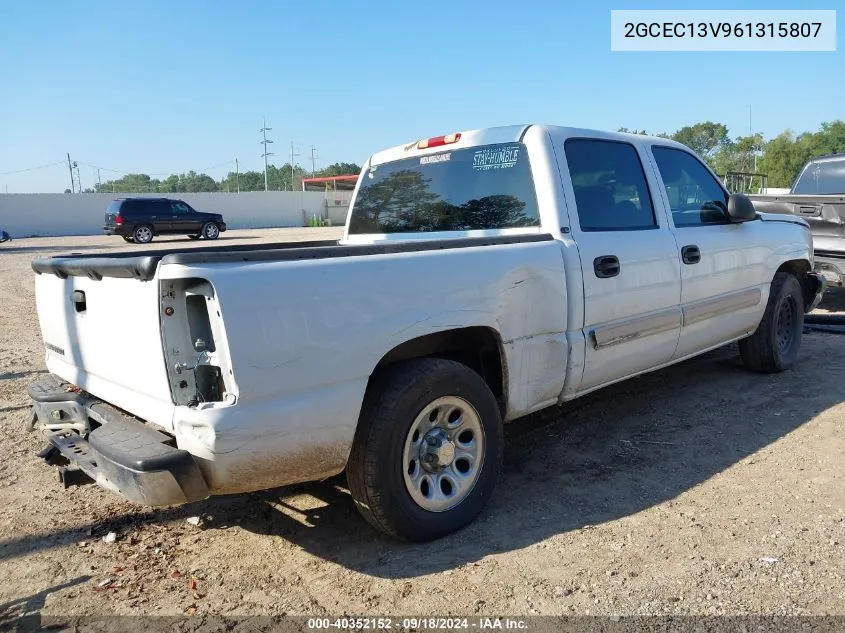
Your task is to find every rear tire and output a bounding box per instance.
[132,225,154,244]
[739,272,804,373]
[201,222,220,240]
[347,358,503,541]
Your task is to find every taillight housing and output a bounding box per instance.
[115,215,123,225]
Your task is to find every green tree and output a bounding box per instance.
[617,127,648,135]
[315,162,361,177]
[757,131,814,188]
[712,133,764,177]
[671,121,730,163]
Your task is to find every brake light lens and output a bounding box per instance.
[115,215,123,225]
[417,133,461,150]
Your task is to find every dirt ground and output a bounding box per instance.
[1,229,844,621]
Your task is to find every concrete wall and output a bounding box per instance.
[0,191,353,237]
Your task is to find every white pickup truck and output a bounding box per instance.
[28,124,825,541]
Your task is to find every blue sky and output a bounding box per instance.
[1,0,841,192]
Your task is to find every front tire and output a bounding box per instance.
[132,225,154,244]
[201,222,220,240]
[739,272,804,373]
[347,358,503,541]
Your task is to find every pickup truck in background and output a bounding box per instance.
[750,153,845,286]
[28,125,825,541]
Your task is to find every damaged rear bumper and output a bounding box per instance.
[804,271,828,312]
[27,375,210,506]
[814,253,845,288]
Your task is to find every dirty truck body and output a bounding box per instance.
[750,154,845,285]
[29,125,824,540]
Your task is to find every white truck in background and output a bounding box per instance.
[28,124,824,541]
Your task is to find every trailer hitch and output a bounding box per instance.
[58,466,94,489]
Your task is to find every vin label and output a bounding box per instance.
[611,10,836,51]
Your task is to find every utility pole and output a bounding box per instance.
[749,104,758,173]
[310,145,318,177]
[290,141,300,191]
[97,168,102,189]
[74,162,82,192]
[67,153,75,193]
[260,117,274,192]
[235,158,240,193]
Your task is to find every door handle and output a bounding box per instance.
[681,245,701,265]
[593,255,620,278]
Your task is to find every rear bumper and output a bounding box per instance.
[102,225,128,236]
[804,271,828,311]
[27,375,209,506]
[814,253,845,287]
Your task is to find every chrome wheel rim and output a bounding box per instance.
[402,396,485,512]
[135,226,152,242]
[205,224,219,238]
[775,295,797,355]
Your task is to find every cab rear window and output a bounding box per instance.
[348,142,540,234]
[792,159,845,195]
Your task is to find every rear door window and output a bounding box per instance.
[348,142,540,234]
[148,200,170,215]
[563,139,657,231]
[171,201,191,214]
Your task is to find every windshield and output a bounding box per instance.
[792,159,845,194]
[348,142,540,234]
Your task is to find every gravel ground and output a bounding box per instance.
[1,229,844,623]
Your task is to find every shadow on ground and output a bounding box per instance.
[160,235,262,243]
[0,244,112,255]
[1,370,46,382]
[1,338,843,579]
[817,285,845,312]
[0,576,91,632]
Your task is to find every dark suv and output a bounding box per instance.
[103,197,227,244]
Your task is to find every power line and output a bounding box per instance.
[77,161,172,177]
[0,161,66,176]
[76,160,235,178]
[198,159,236,173]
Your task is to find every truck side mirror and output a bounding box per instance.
[726,193,757,222]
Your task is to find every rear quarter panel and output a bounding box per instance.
[162,240,569,493]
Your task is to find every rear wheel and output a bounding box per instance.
[132,225,154,244]
[739,272,804,373]
[201,222,220,240]
[347,358,503,541]
[122,235,134,243]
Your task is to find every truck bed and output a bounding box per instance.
[31,234,553,281]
